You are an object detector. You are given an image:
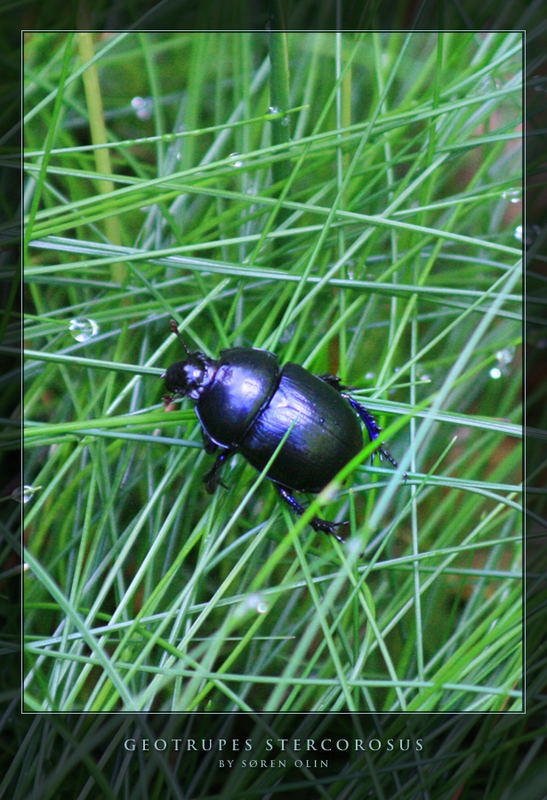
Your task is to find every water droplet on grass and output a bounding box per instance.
[502,188,521,204]
[68,318,99,342]
[236,592,269,617]
[496,346,515,365]
[131,96,153,120]
[12,485,41,503]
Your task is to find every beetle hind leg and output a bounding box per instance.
[317,373,350,392]
[276,486,346,543]
[345,396,400,466]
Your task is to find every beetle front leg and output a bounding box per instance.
[276,486,346,544]
[202,447,236,494]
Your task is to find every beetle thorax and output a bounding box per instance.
[163,353,216,400]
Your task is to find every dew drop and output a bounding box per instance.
[237,592,269,616]
[488,346,516,380]
[131,96,153,120]
[68,317,99,342]
[345,259,356,280]
[502,188,521,204]
[266,105,281,117]
[515,224,540,247]
[229,152,243,168]
[365,371,375,381]
[12,485,41,503]
[496,346,515,365]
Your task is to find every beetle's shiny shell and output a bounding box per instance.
[241,363,363,492]
[196,350,363,493]
[196,348,279,447]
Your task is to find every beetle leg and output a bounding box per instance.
[202,447,236,494]
[317,373,351,392]
[344,396,401,471]
[276,486,346,544]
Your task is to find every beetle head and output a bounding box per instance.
[162,318,215,400]
[162,353,214,400]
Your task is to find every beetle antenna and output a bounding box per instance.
[169,318,190,355]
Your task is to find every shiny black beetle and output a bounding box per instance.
[162,320,400,541]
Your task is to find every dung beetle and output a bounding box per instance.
[162,320,400,542]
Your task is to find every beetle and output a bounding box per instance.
[162,320,400,542]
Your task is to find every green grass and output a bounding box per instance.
[22,30,522,713]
